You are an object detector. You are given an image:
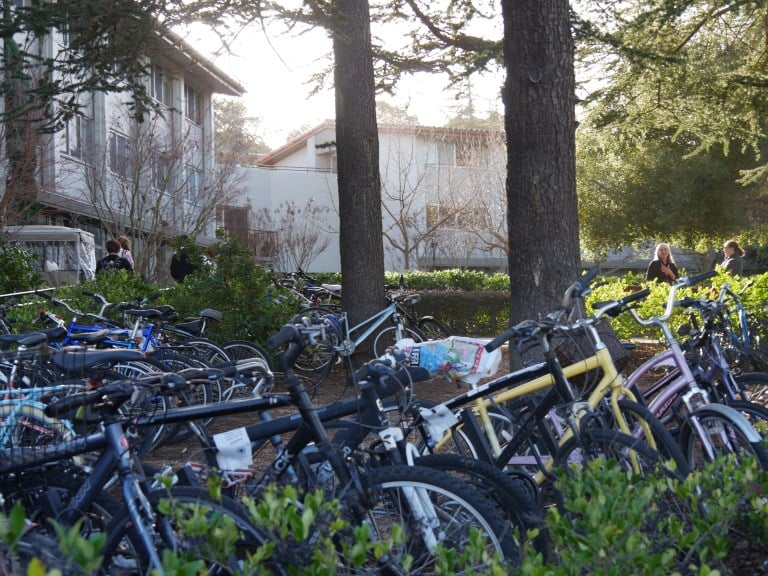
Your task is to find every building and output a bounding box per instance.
[0,20,245,280]
[229,121,509,273]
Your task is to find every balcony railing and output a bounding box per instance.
[223,228,277,261]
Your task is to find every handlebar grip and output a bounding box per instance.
[620,287,650,305]
[684,270,717,287]
[485,327,517,352]
[44,382,134,418]
[674,297,699,308]
[266,324,300,351]
[34,289,53,301]
[44,391,98,418]
[578,266,600,288]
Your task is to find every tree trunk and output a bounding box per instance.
[502,0,580,329]
[332,0,386,324]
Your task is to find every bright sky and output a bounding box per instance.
[180,20,505,149]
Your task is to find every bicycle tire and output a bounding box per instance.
[610,399,691,478]
[554,427,674,479]
[734,371,768,406]
[371,326,423,359]
[290,307,340,390]
[100,485,281,576]
[417,317,452,341]
[222,339,272,366]
[678,407,768,470]
[178,337,232,367]
[725,399,768,437]
[357,464,520,570]
[413,453,547,555]
[1,464,125,572]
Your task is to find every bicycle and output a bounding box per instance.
[0,367,274,576]
[401,270,766,479]
[293,290,425,388]
[136,320,527,571]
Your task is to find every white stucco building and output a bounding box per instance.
[229,121,509,273]
[0,21,244,278]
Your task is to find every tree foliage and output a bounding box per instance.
[213,98,271,164]
[575,0,768,250]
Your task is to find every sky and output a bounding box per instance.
[180,19,505,149]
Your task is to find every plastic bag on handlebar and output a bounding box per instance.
[395,336,502,385]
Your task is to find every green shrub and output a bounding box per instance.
[0,244,43,294]
[162,238,295,343]
[517,455,768,575]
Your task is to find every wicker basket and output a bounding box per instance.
[553,319,630,391]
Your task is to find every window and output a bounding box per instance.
[184,84,202,124]
[426,141,455,166]
[64,114,92,161]
[109,131,134,179]
[149,64,172,107]
[152,153,171,193]
[185,165,203,202]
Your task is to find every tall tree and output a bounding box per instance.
[502,0,580,324]
[214,98,270,164]
[331,0,386,322]
[574,1,768,250]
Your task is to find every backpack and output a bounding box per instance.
[97,254,130,273]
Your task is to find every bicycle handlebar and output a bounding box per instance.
[627,270,717,329]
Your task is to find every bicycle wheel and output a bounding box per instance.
[608,399,691,478]
[220,340,274,400]
[372,326,423,359]
[678,408,768,470]
[417,317,452,341]
[178,337,232,367]
[1,464,125,572]
[734,372,768,406]
[291,307,341,388]
[413,453,546,555]
[357,464,520,572]
[222,339,272,365]
[726,399,768,437]
[100,485,280,576]
[554,427,674,479]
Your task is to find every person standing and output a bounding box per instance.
[722,239,745,276]
[170,235,198,283]
[646,243,679,284]
[116,235,134,270]
[96,239,132,274]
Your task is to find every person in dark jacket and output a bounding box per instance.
[646,243,678,284]
[170,235,198,283]
[722,239,746,276]
[97,239,132,274]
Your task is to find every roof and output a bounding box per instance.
[154,27,245,96]
[257,121,504,166]
[1,225,95,243]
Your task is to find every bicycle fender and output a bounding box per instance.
[691,403,762,443]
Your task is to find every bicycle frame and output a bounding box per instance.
[424,332,647,483]
[332,300,405,356]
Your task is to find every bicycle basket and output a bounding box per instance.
[553,319,630,391]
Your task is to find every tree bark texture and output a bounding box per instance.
[502,0,580,325]
[332,0,386,324]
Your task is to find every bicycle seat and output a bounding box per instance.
[49,347,145,376]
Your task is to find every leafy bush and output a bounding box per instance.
[0,244,43,294]
[162,238,295,343]
[517,455,768,575]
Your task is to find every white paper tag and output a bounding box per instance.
[420,404,459,444]
[213,427,253,470]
